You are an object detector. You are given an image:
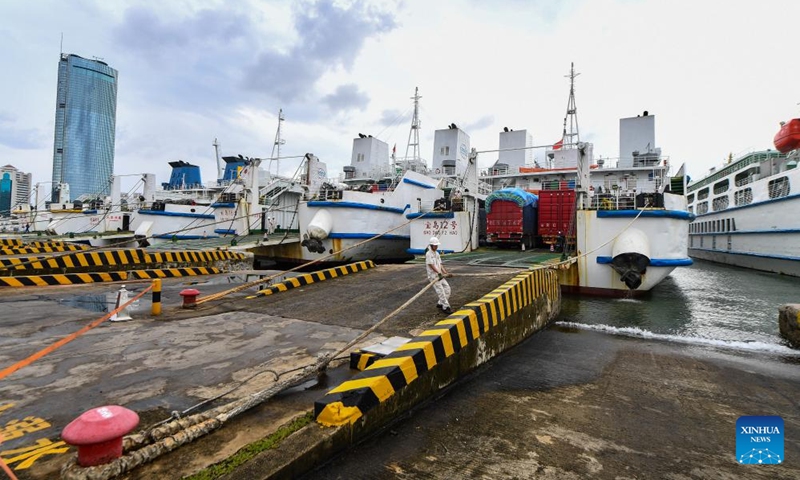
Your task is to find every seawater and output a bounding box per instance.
[556,258,800,356]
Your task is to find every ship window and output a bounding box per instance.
[713,179,729,195]
[687,193,695,204]
[768,176,790,199]
[726,218,731,231]
[712,196,729,211]
[688,206,693,214]
[735,167,758,187]
[696,201,708,214]
[697,188,709,200]
[734,188,752,206]
[440,146,450,156]
[357,153,364,162]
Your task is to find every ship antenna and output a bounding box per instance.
[562,62,581,148]
[213,138,222,181]
[271,108,286,176]
[404,87,422,163]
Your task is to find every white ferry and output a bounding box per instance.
[685,123,800,276]
[481,65,693,296]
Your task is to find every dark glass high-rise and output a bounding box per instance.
[51,53,118,202]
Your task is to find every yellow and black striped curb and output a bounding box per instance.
[25,240,76,248]
[0,267,224,287]
[0,238,24,247]
[314,268,559,426]
[349,351,378,371]
[0,272,128,287]
[129,267,222,279]
[0,244,89,255]
[0,249,247,272]
[247,261,376,299]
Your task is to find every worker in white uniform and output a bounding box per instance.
[425,236,452,313]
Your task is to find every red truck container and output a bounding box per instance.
[485,188,538,249]
[537,189,575,247]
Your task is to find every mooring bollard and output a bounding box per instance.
[61,405,139,467]
[180,288,200,309]
[151,278,162,316]
[110,285,133,322]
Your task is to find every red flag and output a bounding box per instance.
[392,144,397,155]
[553,139,563,150]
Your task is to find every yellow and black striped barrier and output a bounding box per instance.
[349,351,378,371]
[247,261,375,299]
[0,249,246,273]
[0,243,89,255]
[0,271,128,287]
[144,250,246,264]
[129,267,222,279]
[314,268,559,427]
[0,238,24,247]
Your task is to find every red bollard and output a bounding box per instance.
[180,288,201,308]
[61,405,139,467]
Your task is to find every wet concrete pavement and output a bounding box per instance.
[311,326,800,479]
[0,263,519,479]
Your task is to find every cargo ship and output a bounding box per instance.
[684,120,800,276]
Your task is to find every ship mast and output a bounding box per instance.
[212,138,222,181]
[404,87,422,162]
[562,62,580,148]
[270,108,286,176]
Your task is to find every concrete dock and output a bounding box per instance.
[3,247,798,479]
[0,261,530,479]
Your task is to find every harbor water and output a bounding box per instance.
[557,258,800,357]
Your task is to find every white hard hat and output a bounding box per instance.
[429,236,440,246]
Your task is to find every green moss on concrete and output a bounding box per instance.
[184,411,314,480]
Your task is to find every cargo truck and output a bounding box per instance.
[485,188,538,249]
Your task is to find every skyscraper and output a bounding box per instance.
[0,165,32,215]
[52,53,118,201]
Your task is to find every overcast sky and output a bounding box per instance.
[2,0,800,194]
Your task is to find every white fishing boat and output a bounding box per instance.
[685,120,800,276]
[132,113,305,243]
[481,64,693,296]
[276,89,473,266]
[295,151,444,265]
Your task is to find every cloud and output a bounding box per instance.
[378,108,407,127]
[293,0,398,70]
[0,112,47,150]
[463,115,495,132]
[243,0,399,114]
[322,84,370,111]
[115,6,252,58]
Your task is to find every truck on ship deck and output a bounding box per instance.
[485,188,538,250]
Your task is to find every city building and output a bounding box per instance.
[0,165,32,215]
[51,53,118,201]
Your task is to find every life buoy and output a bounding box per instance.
[435,168,441,174]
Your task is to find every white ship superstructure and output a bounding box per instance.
[686,149,800,276]
[481,64,693,295]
